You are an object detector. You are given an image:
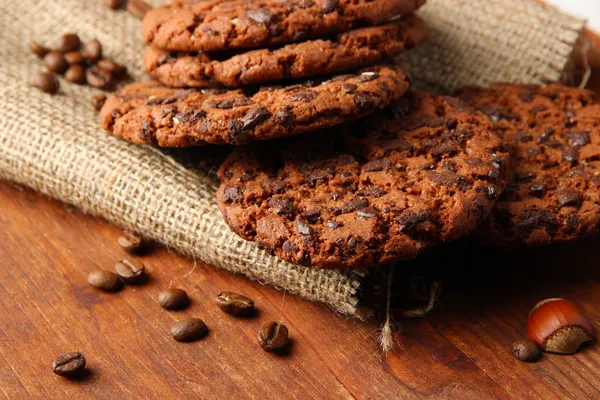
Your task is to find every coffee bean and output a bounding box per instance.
[105,0,124,9]
[64,51,84,64]
[158,288,189,310]
[170,318,208,342]
[114,259,145,283]
[117,229,145,253]
[127,0,153,19]
[43,51,69,74]
[55,33,81,53]
[87,270,123,292]
[91,94,107,111]
[258,321,289,352]
[83,39,103,63]
[52,352,86,377]
[65,64,86,84]
[30,71,59,94]
[86,66,113,89]
[29,40,50,58]
[97,59,127,77]
[216,291,254,316]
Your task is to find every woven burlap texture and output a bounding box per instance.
[0,0,585,317]
[400,0,585,92]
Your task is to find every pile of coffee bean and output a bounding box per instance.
[29,33,127,95]
[87,230,148,292]
[104,0,153,20]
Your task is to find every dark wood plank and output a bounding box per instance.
[0,180,511,399]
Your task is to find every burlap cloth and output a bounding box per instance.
[0,0,585,318]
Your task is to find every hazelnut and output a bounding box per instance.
[526,298,593,354]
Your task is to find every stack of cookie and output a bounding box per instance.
[101,0,600,270]
[101,0,428,145]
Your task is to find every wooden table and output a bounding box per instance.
[1,34,599,400]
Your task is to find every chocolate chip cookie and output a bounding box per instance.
[142,0,426,52]
[144,14,428,87]
[217,92,510,268]
[100,64,410,147]
[460,84,600,246]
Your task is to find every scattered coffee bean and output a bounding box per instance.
[29,40,50,58]
[65,64,86,84]
[64,51,84,64]
[105,0,124,9]
[87,270,123,292]
[31,71,59,94]
[158,288,189,310]
[258,321,289,352]
[216,291,255,316]
[117,229,145,253]
[127,0,153,19]
[86,66,113,89]
[91,94,107,111]
[97,59,127,77]
[83,39,103,63]
[52,352,86,377]
[115,259,145,283]
[170,318,208,342]
[56,33,81,53]
[44,51,69,74]
[513,339,540,362]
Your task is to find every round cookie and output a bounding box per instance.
[459,84,600,246]
[142,0,426,52]
[217,92,510,269]
[100,63,411,147]
[144,15,428,88]
[99,81,230,146]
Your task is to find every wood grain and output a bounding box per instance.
[1,170,600,399]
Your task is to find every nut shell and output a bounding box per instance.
[526,298,593,354]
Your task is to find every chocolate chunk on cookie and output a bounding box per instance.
[142,0,426,52]
[144,14,428,87]
[217,92,509,268]
[100,64,410,147]
[460,84,600,246]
